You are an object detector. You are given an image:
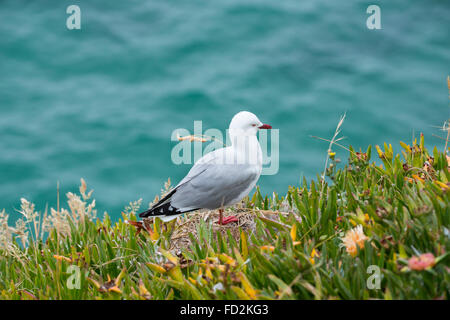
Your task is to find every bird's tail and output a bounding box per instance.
[138,188,200,221]
[138,189,178,218]
[139,202,180,218]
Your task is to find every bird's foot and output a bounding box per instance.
[217,215,239,225]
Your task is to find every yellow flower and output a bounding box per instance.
[53,255,72,263]
[205,266,213,280]
[309,248,319,265]
[434,180,449,190]
[341,225,368,257]
[412,174,424,182]
[260,245,275,252]
[290,224,297,242]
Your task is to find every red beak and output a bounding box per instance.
[258,124,272,129]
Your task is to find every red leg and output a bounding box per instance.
[218,209,223,225]
[221,216,238,224]
[216,209,238,225]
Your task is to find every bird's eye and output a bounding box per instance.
[252,124,257,127]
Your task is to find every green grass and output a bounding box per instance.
[0,135,449,300]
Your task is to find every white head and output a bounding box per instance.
[228,111,272,137]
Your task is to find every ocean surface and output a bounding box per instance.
[1,0,449,220]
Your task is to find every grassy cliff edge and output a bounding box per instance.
[0,136,449,300]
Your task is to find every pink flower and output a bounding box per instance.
[408,253,436,271]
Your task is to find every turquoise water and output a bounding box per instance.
[1,1,449,220]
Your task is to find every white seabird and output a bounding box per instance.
[139,111,272,225]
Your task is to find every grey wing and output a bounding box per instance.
[171,149,260,210]
[175,146,232,188]
[171,164,259,210]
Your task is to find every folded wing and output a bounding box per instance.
[138,147,260,219]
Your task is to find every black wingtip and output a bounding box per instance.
[138,202,182,218]
[138,209,150,218]
[139,188,180,218]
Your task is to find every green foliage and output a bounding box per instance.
[0,137,449,300]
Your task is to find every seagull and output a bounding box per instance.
[139,111,272,225]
